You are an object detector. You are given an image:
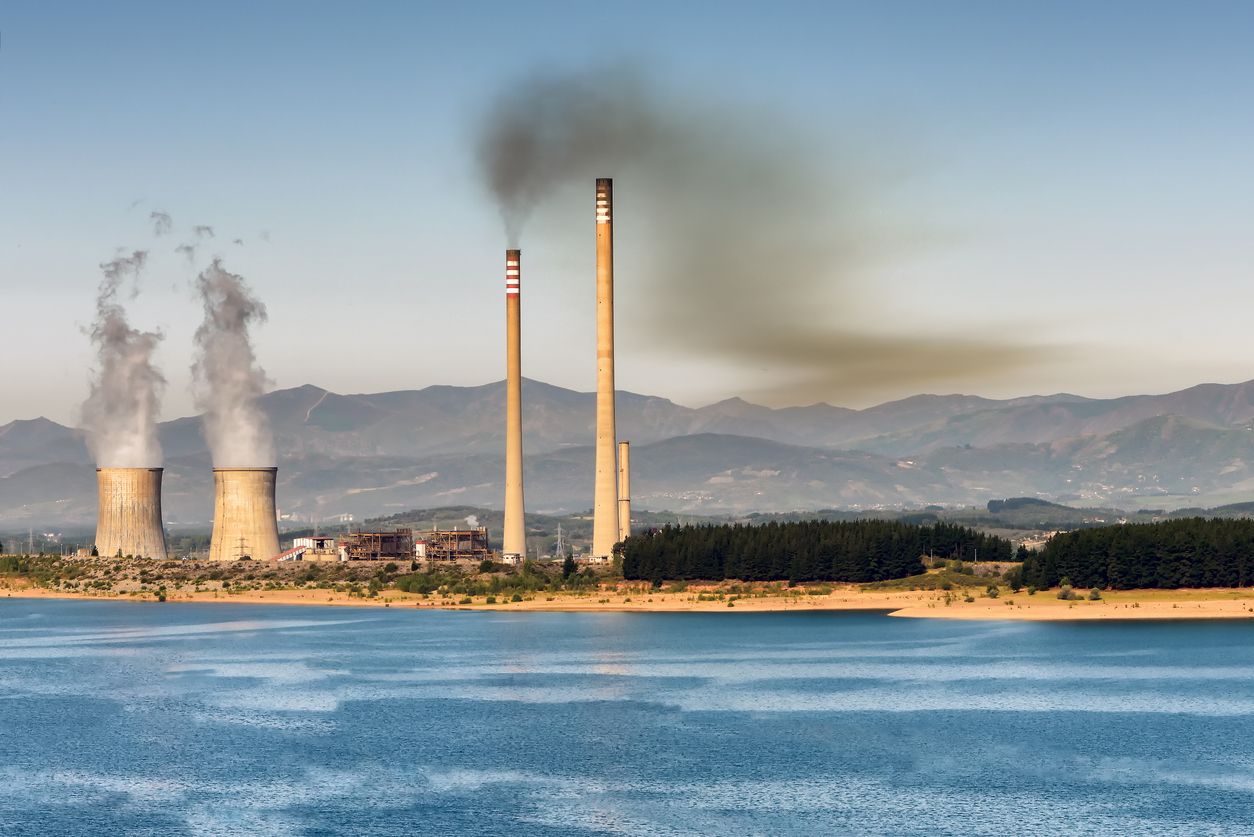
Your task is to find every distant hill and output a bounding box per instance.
[7,377,1254,526]
[986,498,1070,513]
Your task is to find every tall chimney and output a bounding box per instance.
[95,467,167,559]
[209,467,280,561]
[502,248,526,560]
[617,440,631,544]
[592,177,619,559]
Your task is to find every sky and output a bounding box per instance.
[1,0,1253,425]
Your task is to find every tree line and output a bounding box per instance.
[1022,517,1254,589]
[620,520,1013,582]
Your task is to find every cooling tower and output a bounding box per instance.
[592,177,619,559]
[209,467,280,561]
[95,467,168,560]
[503,248,526,560]
[617,440,631,544]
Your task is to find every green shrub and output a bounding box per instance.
[1088,587,1103,600]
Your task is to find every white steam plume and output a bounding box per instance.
[81,251,166,467]
[192,258,274,466]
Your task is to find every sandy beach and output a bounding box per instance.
[6,579,1254,621]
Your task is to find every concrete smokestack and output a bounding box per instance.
[617,440,631,544]
[502,248,526,560]
[209,467,280,561]
[95,467,168,559]
[592,177,619,559]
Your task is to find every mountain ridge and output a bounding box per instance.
[6,377,1254,526]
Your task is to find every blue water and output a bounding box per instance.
[3,601,1254,835]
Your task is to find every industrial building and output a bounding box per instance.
[293,535,337,551]
[416,527,492,562]
[277,535,340,562]
[343,529,414,561]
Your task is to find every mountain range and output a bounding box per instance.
[6,378,1254,528]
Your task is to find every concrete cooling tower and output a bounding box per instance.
[208,467,280,562]
[95,467,168,560]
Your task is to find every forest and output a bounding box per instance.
[1021,517,1254,589]
[620,520,1012,582]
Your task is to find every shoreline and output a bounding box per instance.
[6,583,1254,621]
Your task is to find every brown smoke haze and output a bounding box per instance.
[81,251,166,467]
[192,258,275,467]
[149,210,172,236]
[477,66,1056,405]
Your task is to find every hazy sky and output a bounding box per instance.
[2,0,1253,425]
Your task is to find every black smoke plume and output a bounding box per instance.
[476,66,1054,405]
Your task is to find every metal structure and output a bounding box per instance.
[419,527,492,562]
[95,467,168,560]
[617,440,631,544]
[344,529,413,561]
[209,467,280,561]
[503,248,526,560]
[592,177,619,559]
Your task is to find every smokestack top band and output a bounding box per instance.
[596,177,612,225]
[506,249,520,296]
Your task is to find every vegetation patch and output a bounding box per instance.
[621,520,1012,583]
[861,569,995,592]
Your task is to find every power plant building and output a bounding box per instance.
[343,529,414,561]
[417,527,492,562]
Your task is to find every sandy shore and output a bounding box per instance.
[6,581,1254,621]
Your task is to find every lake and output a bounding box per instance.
[2,599,1253,835]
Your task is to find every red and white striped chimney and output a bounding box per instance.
[503,249,525,560]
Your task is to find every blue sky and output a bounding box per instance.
[2,1,1253,423]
